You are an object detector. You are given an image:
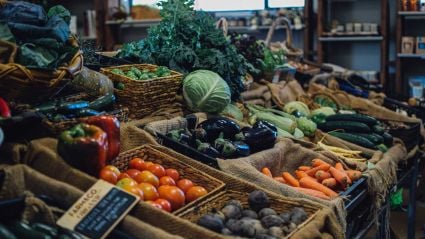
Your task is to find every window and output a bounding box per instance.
[194,0,265,11]
[267,0,304,8]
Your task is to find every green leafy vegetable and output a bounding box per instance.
[183,70,231,113]
[117,0,250,100]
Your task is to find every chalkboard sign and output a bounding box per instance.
[57,180,139,239]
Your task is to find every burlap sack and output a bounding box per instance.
[0,164,182,239]
[3,138,344,239]
[241,80,306,108]
[217,138,348,229]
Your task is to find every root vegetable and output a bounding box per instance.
[321,178,337,189]
[282,172,299,187]
[299,177,338,197]
[292,187,330,200]
[315,170,331,181]
[306,164,331,177]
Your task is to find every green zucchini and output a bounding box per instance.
[293,128,305,139]
[328,132,376,149]
[318,121,371,133]
[372,125,385,135]
[352,133,383,145]
[8,221,52,239]
[0,223,17,239]
[382,132,393,146]
[325,114,378,126]
[31,223,58,237]
[88,94,116,111]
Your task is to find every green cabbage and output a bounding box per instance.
[183,70,231,113]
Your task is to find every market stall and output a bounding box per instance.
[0,1,424,239]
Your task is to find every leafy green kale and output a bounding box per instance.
[117,0,250,100]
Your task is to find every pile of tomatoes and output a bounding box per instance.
[99,157,208,212]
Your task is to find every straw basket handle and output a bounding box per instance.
[215,17,228,37]
[265,17,293,48]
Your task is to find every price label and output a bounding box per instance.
[57,180,139,239]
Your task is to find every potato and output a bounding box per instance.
[258,208,277,218]
[242,209,258,219]
[197,214,224,232]
[248,190,270,212]
[221,204,242,219]
[261,215,284,228]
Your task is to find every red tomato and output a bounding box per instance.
[154,198,172,212]
[99,168,118,184]
[121,185,144,200]
[185,186,208,203]
[103,165,120,175]
[177,179,194,193]
[145,201,163,210]
[129,157,146,171]
[126,169,142,179]
[147,164,166,178]
[117,173,131,181]
[159,176,176,186]
[158,185,185,211]
[165,169,180,181]
[116,178,138,188]
[144,162,155,170]
[138,183,159,201]
[134,171,159,187]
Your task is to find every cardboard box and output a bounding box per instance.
[402,37,415,54]
[417,37,425,54]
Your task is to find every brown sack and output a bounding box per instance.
[0,164,182,239]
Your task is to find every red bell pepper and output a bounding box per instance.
[0,97,11,118]
[57,123,108,176]
[82,115,120,161]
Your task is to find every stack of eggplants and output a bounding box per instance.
[166,116,277,159]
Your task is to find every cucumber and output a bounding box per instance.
[318,121,371,133]
[58,101,90,114]
[377,144,388,152]
[325,114,378,126]
[328,132,376,149]
[382,132,393,146]
[88,94,116,111]
[31,223,58,237]
[7,221,52,239]
[353,133,383,145]
[0,223,17,239]
[372,125,385,135]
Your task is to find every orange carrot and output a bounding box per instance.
[292,187,331,200]
[306,164,331,177]
[295,170,308,179]
[346,170,362,181]
[335,163,345,171]
[261,167,273,178]
[299,177,338,197]
[298,166,312,171]
[282,172,300,187]
[329,167,349,188]
[322,178,337,189]
[274,177,287,184]
[315,170,331,181]
[312,159,331,168]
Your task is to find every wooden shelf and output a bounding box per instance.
[106,19,161,28]
[398,11,425,16]
[227,25,305,31]
[397,53,425,59]
[319,36,383,42]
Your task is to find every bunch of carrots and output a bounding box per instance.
[261,159,362,200]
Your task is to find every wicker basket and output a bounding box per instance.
[178,190,319,238]
[0,37,83,104]
[101,64,183,119]
[109,145,226,215]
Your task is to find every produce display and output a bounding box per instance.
[99,158,208,212]
[110,66,171,81]
[317,113,393,151]
[229,33,265,77]
[261,159,362,200]
[117,0,250,100]
[165,116,277,159]
[196,190,309,238]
